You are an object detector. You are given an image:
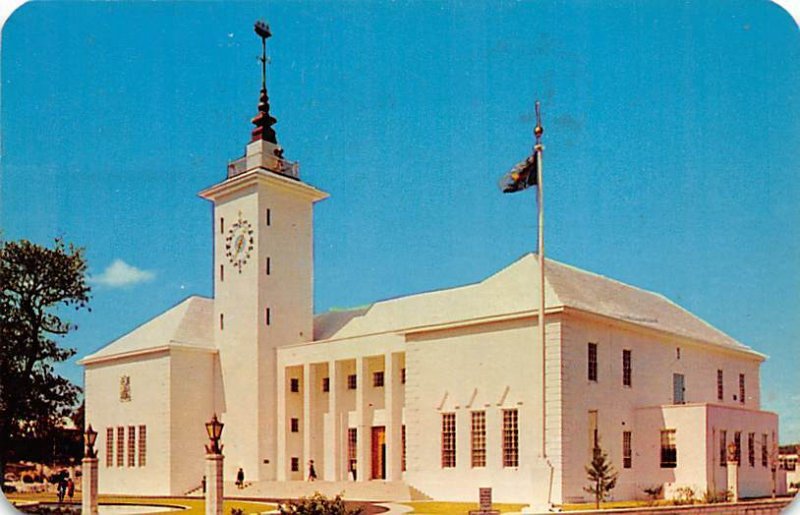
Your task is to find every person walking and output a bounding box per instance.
[307,460,317,482]
[57,475,66,503]
[236,467,244,489]
[67,477,75,502]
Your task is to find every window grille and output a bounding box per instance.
[471,411,486,468]
[441,413,456,468]
[503,409,519,467]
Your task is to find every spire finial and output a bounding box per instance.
[251,20,278,144]
[533,100,544,149]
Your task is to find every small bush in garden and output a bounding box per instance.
[673,486,696,505]
[279,492,362,515]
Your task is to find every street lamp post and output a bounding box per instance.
[82,424,99,515]
[205,414,225,515]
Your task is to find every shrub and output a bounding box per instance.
[701,488,731,503]
[230,509,245,515]
[22,475,34,484]
[673,486,696,505]
[279,492,362,515]
[642,484,663,506]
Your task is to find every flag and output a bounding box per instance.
[500,151,539,193]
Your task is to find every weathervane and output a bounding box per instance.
[250,20,278,144]
[254,20,271,92]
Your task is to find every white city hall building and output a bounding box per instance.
[80,31,781,506]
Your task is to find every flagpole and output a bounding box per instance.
[534,102,546,460]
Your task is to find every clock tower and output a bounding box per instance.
[198,21,328,481]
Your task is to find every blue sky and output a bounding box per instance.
[1,1,798,442]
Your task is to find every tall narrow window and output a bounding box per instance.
[220,217,224,234]
[220,264,224,282]
[762,434,768,467]
[441,413,456,468]
[127,426,136,467]
[673,373,685,404]
[622,431,632,469]
[739,374,746,404]
[116,427,124,467]
[503,409,519,467]
[402,425,407,472]
[471,411,486,468]
[347,374,357,390]
[748,432,755,467]
[290,378,299,393]
[266,208,271,226]
[734,431,741,465]
[717,370,724,401]
[138,425,147,466]
[588,343,598,382]
[622,350,632,387]
[106,428,114,467]
[220,313,224,330]
[266,307,271,326]
[660,429,677,468]
[322,377,330,393]
[676,347,681,360]
[291,457,299,472]
[373,371,384,388]
[290,418,299,433]
[401,368,406,384]
[719,430,727,467]
[347,428,357,474]
[266,257,271,275]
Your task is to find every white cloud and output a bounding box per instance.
[91,259,155,288]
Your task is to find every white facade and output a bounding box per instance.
[80,62,781,504]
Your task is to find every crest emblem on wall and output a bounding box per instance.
[120,375,131,402]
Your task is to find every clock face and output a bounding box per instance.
[225,215,254,272]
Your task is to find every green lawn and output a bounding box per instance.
[400,501,527,514]
[6,492,277,515]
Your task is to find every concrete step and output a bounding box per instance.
[225,480,417,501]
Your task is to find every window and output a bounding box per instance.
[347,374,357,390]
[220,217,224,234]
[623,431,632,469]
[220,264,224,282]
[762,434,768,467]
[588,343,598,381]
[266,307,271,326]
[219,313,224,330]
[290,378,299,393]
[719,430,727,467]
[441,413,456,468]
[622,350,632,387]
[748,432,755,467]
[734,431,741,465]
[106,428,114,467]
[503,409,519,467]
[127,426,136,467]
[116,427,124,467]
[471,411,486,468]
[266,208,271,226]
[266,257,271,275]
[347,428,357,474]
[660,429,677,468]
[676,347,681,360]
[291,457,299,472]
[717,370,724,401]
[739,374,745,404]
[373,371,384,387]
[138,425,146,466]
[322,377,330,393]
[401,368,406,384]
[402,425,407,472]
[673,373,685,404]
[290,418,299,433]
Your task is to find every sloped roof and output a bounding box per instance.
[313,254,756,355]
[80,296,214,363]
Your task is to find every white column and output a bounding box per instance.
[303,363,313,474]
[327,360,341,481]
[727,458,739,502]
[205,454,224,515]
[276,365,287,481]
[81,457,98,515]
[385,352,403,480]
[355,356,369,482]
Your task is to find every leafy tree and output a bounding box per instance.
[0,238,90,480]
[279,492,362,515]
[584,443,618,509]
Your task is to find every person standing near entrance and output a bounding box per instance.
[236,467,244,489]
[307,460,317,482]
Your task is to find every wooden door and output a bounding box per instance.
[371,426,386,480]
